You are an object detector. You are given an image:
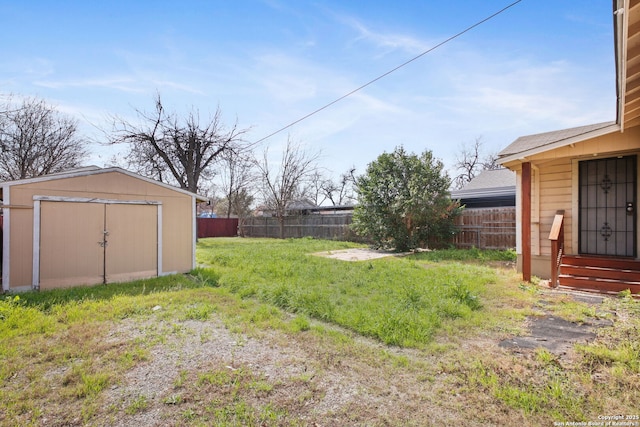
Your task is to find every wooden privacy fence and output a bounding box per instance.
[239,208,515,249]
[453,207,516,250]
[242,214,356,240]
[197,218,239,238]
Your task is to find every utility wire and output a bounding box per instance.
[253,0,523,145]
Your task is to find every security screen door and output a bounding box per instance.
[578,156,637,257]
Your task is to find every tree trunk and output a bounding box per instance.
[278,216,285,239]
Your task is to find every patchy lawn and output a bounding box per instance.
[0,238,638,426]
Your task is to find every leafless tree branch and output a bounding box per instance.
[108,93,250,193]
[0,96,87,180]
[253,137,319,238]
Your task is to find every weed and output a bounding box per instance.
[182,408,197,420]
[495,384,545,414]
[76,371,110,398]
[618,288,632,299]
[535,348,557,366]
[578,342,640,372]
[174,370,189,389]
[290,315,311,332]
[189,267,220,287]
[197,369,231,387]
[448,282,482,311]
[411,247,516,263]
[119,348,149,370]
[125,395,148,415]
[181,302,216,321]
[163,394,183,405]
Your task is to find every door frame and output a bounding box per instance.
[32,195,163,290]
[574,155,638,258]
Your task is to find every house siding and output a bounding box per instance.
[508,127,640,279]
[538,158,574,257]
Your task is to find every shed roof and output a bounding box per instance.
[0,166,208,202]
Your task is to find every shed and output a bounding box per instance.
[1,166,207,292]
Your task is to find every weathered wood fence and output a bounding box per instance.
[242,215,356,240]
[238,208,516,250]
[453,207,516,250]
[197,218,239,238]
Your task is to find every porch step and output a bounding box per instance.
[558,256,640,295]
[560,265,640,282]
[560,255,640,270]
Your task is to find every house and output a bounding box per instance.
[450,168,516,209]
[498,0,640,293]
[450,169,516,250]
[1,166,207,291]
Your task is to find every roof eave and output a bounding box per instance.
[615,0,628,129]
[0,167,209,202]
[451,186,516,200]
[498,123,621,166]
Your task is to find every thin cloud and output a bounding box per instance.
[339,16,430,56]
[33,76,142,93]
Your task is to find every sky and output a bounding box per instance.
[0,0,617,191]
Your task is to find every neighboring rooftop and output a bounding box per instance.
[456,168,515,192]
[451,168,516,208]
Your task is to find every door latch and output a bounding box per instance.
[627,202,635,215]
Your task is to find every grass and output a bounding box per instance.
[0,237,638,426]
[196,238,515,347]
[412,246,517,263]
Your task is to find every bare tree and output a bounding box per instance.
[305,167,357,207]
[254,137,319,239]
[108,94,249,193]
[307,171,331,207]
[481,152,501,171]
[214,188,254,236]
[0,96,87,180]
[453,137,498,189]
[322,166,357,206]
[216,148,256,236]
[218,148,255,218]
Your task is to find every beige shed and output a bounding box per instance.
[0,166,207,292]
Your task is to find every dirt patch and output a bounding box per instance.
[312,248,409,261]
[98,315,462,426]
[102,319,315,426]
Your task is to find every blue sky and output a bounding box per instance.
[0,0,616,186]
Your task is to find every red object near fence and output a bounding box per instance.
[197,218,238,238]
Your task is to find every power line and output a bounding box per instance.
[253,0,523,145]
